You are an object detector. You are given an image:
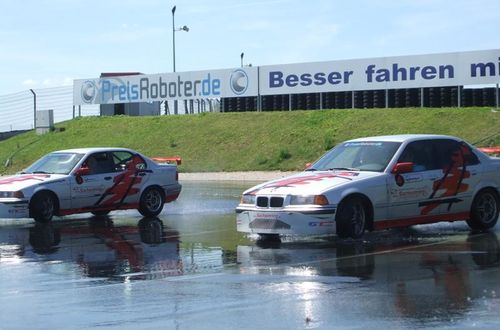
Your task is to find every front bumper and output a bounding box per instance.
[236,206,337,235]
[0,200,30,219]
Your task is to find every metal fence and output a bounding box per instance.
[1,84,498,133]
[0,86,99,133]
[0,86,222,133]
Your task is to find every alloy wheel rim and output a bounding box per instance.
[478,194,496,224]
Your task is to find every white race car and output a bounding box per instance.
[236,135,500,238]
[0,148,182,222]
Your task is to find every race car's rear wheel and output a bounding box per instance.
[466,189,499,230]
[138,186,165,217]
[336,196,367,239]
[30,192,56,223]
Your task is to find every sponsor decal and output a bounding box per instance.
[405,174,423,183]
[420,143,470,215]
[72,186,105,194]
[390,188,428,200]
[308,221,335,227]
[229,69,249,95]
[94,155,144,207]
[81,80,98,104]
[8,206,28,214]
[344,142,383,147]
[86,74,222,104]
[255,213,279,220]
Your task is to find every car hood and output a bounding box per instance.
[244,170,382,195]
[0,173,68,191]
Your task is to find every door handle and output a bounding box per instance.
[104,176,112,180]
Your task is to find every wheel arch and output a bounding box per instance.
[29,189,61,217]
[337,192,374,231]
[471,181,500,202]
[142,184,166,199]
[472,186,500,204]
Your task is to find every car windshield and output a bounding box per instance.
[310,141,401,172]
[24,152,85,175]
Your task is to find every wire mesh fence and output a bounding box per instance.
[0,86,220,133]
[0,86,99,133]
[2,83,497,133]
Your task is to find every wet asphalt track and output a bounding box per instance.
[1,181,500,329]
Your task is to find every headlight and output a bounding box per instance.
[0,191,24,198]
[289,195,329,205]
[240,194,256,205]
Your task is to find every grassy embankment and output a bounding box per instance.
[0,107,499,175]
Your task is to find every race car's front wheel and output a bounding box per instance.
[30,192,56,223]
[138,187,165,217]
[336,196,367,239]
[467,189,499,230]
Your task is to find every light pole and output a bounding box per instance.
[240,52,244,68]
[172,5,176,72]
[171,5,189,114]
[172,5,189,73]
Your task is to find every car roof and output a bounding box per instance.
[346,134,461,143]
[51,147,136,154]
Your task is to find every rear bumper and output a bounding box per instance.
[164,183,182,203]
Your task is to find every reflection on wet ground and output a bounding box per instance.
[1,181,499,329]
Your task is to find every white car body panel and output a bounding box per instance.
[236,135,500,236]
[0,147,181,220]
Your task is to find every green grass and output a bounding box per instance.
[1,107,499,174]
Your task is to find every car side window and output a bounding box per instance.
[398,141,437,172]
[85,152,116,174]
[434,140,480,168]
[111,151,147,171]
[461,142,480,166]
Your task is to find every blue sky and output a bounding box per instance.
[0,0,499,95]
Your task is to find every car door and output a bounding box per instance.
[71,151,149,210]
[429,139,481,216]
[388,140,443,220]
[102,151,149,207]
[70,151,119,210]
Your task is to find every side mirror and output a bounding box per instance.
[391,162,413,174]
[305,162,312,170]
[75,166,91,177]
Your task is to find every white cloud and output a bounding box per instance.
[22,79,38,87]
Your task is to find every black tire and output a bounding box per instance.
[466,189,499,230]
[29,223,61,254]
[336,197,367,239]
[30,192,56,223]
[467,232,500,267]
[138,187,165,217]
[139,217,164,244]
[336,242,375,279]
[257,233,281,241]
[91,210,111,217]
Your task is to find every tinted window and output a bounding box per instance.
[398,141,438,172]
[111,151,146,171]
[85,152,116,174]
[434,139,480,168]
